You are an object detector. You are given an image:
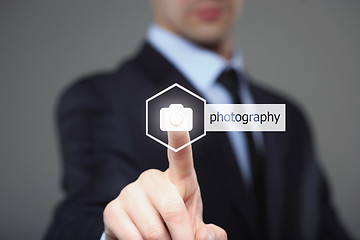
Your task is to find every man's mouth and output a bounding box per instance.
[194,5,223,21]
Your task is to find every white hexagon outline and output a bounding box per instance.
[146,83,206,152]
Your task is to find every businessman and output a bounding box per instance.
[45,0,351,239]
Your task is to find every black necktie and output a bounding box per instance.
[217,69,267,239]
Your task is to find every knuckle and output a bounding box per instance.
[103,200,118,222]
[139,169,162,183]
[162,200,185,223]
[119,182,137,201]
[145,228,167,240]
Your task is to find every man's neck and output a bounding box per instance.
[199,35,233,60]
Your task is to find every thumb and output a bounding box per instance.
[167,131,194,184]
[195,224,228,240]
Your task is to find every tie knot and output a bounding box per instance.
[216,69,242,103]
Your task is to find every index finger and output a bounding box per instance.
[167,131,194,184]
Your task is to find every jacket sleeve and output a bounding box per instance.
[317,168,353,240]
[44,77,139,240]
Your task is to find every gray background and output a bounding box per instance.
[0,1,359,239]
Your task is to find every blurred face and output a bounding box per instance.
[151,0,244,47]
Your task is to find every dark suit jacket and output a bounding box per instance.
[45,43,351,240]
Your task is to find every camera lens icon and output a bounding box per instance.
[160,104,193,131]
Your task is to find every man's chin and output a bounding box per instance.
[184,28,228,47]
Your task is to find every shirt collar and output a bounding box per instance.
[146,24,245,93]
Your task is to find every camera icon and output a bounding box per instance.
[160,104,193,131]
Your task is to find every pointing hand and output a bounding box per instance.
[103,131,227,240]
